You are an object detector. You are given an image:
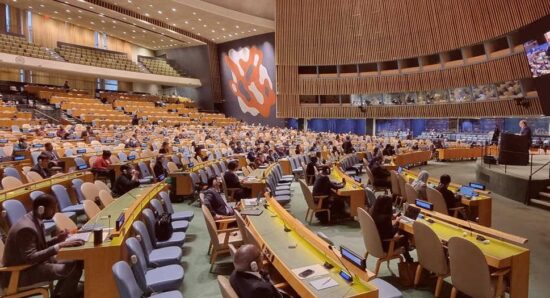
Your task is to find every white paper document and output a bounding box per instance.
[310,277,338,290]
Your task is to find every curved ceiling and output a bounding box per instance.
[6,0,275,50]
[200,0,274,20]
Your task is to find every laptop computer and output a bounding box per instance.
[458,186,477,199]
[400,205,421,224]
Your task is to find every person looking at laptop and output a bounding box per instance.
[203,176,235,219]
[435,174,462,214]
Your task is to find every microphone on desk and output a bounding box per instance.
[316,232,354,284]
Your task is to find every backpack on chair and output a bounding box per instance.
[154,211,173,241]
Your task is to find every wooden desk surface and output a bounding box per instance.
[59,183,165,298]
[400,215,529,298]
[401,169,492,226]
[329,166,365,217]
[247,197,377,298]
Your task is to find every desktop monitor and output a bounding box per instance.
[13,155,25,161]
[76,148,86,154]
[47,133,55,138]
[404,205,421,220]
[469,182,486,190]
[415,199,433,211]
[158,174,165,181]
[340,246,366,270]
[78,164,88,170]
[458,186,477,198]
[0,139,7,144]
[397,167,403,174]
[33,143,44,148]
[128,155,136,161]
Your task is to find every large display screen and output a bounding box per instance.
[525,33,550,78]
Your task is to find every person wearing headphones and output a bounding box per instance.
[230,244,289,298]
[0,194,85,298]
[112,164,140,196]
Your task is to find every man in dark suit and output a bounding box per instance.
[435,174,462,214]
[342,136,353,154]
[223,161,251,201]
[203,177,235,218]
[230,244,287,298]
[0,194,85,298]
[519,120,532,148]
[113,164,140,196]
[312,166,347,223]
[30,153,53,179]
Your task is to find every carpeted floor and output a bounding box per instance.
[174,160,549,297]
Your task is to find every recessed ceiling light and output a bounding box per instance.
[54,11,59,14]
[171,8,176,12]
[158,10,162,14]
[90,21,95,24]
[184,21,189,24]
[221,28,225,31]
[40,4,44,7]
[145,13,150,16]
[253,28,257,31]
[211,30,215,33]
[65,9,70,13]
[235,25,239,29]
[192,12,197,15]
[203,24,207,27]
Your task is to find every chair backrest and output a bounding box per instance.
[124,237,148,291]
[217,275,239,298]
[71,179,85,203]
[220,175,232,201]
[166,161,178,174]
[389,170,401,196]
[159,191,175,214]
[138,162,151,178]
[234,210,250,244]
[132,220,154,255]
[413,221,448,275]
[25,171,44,183]
[364,187,377,208]
[51,184,74,210]
[118,152,128,162]
[83,200,100,219]
[94,180,111,193]
[88,155,98,168]
[426,187,449,215]
[112,261,144,298]
[357,207,385,258]
[31,151,41,165]
[149,198,165,216]
[201,204,223,249]
[404,183,419,205]
[1,176,23,190]
[99,190,114,207]
[2,200,26,227]
[53,212,78,231]
[74,157,87,169]
[3,167,21,181]
[397,174,407,198]
[21,166,31,175]
[141,208,158,246]
[30,190,46,201]
[298,179,317,210]
[448,237,493,298]
[81,182,100,201]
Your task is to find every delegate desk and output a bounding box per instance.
[436,146,498,161]
[247,196,378,297]
[393,150,432,167]
[0,171,93,208]
[241,166,270,198]
[399,211,529,298]
[329,165,365,218]
[58,183,165,298]
[401,169,492,226]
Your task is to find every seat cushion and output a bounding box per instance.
[281,175,294,180]
[275,195,291,206]
[276,185,291,191]
[273,190,291,196]
[149,246,183,267]
[151,291,183,298]
[171,210,194,222]
[171,220,189,233]
[62,204,85,214]
[156,232,186,248]
[278,179,293,184]
[145,264,184,292]
[369,278,402,298]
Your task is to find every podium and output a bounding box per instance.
[498,133,530,165]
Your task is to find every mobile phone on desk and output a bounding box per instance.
[298,269,314,278]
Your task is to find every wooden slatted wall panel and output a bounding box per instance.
[282,98,543,119]
[295,54,531,95]
[276,0,550,65]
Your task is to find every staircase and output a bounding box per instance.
[531,184,550,209]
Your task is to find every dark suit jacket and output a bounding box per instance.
[203,188,233,216]
[30,164,53,179]
[312,175,344,198]
[1,213,61,287]
[342,141,353,154]
[229,271,282,298]
[224,171,242,189]
[436,185,459,212]
[520,126,533,146]
[113,174,140,196]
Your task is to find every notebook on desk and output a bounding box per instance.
[240,208,263,216]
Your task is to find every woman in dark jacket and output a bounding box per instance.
[370,195,413,262]
[154,155,168,180]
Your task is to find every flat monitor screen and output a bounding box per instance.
[77,149,86,154]
[0,139,7,144]
[404,205,421,220]
[458,186,476,198]
[525,37,550,78]
[128,155,136,161]
[47,133,55,138]
[340,246,366,270]
[78,164,88,170]
[141,143,148,147]
[397,167,403,174]
[469,182,486,191]
[188,162,194,168]
[158,174,165,181]
[33,144,44,148]
[13,155,25,161]
[415,199,433,211]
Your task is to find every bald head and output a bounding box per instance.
[233,244,261,272]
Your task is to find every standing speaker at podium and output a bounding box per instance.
[498,120,531,165]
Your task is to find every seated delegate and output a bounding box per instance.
[30,153,54,179]
[435,174,462,214]
[224,161,251,201]
[113,164,141,196]
[411,170,429,200]
[0,194,85,298]
[312,166,347,224]
[203,177,235,218]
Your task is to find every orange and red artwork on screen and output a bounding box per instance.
[224,46,275,118]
